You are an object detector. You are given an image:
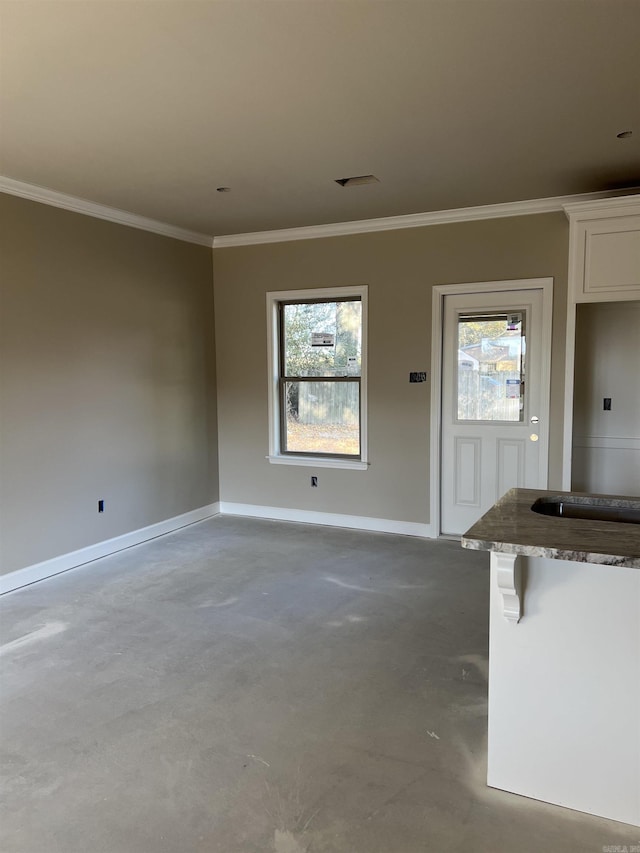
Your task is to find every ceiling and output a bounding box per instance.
[1,0,639,238]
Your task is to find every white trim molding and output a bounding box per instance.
[267,455,368,470]
[0,176,213,247]
[492,551,521,623]
[1,502,433,595]
[266,285,368,468]
[573,435,640,451]
[214,189,640,248]
[3,175,638,250]
[561,194,640,488]
[0,503,220,594]
[563,193,640,218]
[220,502,434,539]
[430,278,554,538]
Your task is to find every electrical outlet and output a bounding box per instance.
[603,398,612,411]
[311,476,318,487]
[98,499,105,513]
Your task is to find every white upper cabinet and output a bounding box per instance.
[565,196,640,302]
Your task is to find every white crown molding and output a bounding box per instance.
[3,174,639,250]
[563,193,640,219]
[213,188,640,248]
[0,176,214,247]
[0,503,220,594]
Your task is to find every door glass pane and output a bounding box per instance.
[457,313,525,421]
[284,381,360,455]
[283,300,362,377]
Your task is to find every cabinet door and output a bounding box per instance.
[578,214,640,302]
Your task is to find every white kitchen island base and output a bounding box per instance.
[488,551,640,827]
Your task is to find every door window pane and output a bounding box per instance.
[457,313,525,421]
[284,381,360,455]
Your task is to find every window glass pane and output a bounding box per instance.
[283,300,362,377]
[457,313,525,421]
[284,381,360,455]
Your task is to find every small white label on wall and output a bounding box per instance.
[312,333,335,347]
[506,379,521,398]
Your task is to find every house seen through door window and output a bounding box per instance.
[456,312,525,422]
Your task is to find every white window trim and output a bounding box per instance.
[266,285,368,470]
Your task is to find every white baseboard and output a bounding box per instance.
[1,501,434,595]
[219,502,435,538]
[0,503,220,594]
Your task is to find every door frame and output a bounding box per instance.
[430,278,554,538]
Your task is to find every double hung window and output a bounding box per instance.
[267,286,368,469]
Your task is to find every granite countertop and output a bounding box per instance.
[461,488,640,568]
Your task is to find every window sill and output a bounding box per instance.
[267,455,369,470]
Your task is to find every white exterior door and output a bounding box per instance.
[440,287,550,536]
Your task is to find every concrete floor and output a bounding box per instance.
[1,517,637,853]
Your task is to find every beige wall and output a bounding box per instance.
[572,301,640,495]
[0,195,218,575]
[0,200,570,578]
[213,213,569,525]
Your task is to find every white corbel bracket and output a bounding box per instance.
[492,552,521,623]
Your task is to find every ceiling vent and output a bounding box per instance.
[335,174,380,187]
